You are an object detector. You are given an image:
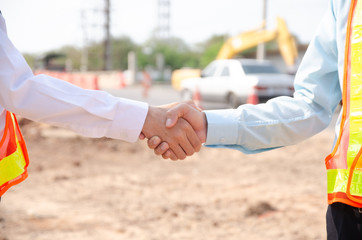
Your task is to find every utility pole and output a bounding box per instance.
[80,10,88,72]
[256,0,267,61]
[156,0,170,81]
[157,0,171,39]
[104,0,112,71]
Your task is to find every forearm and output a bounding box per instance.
[0,73,148,142]
[204,94,337,153]
[0,22,148,142]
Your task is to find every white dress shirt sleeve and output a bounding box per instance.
[204,0,343,154]
[0,14,148,143]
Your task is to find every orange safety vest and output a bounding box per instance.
[325,0,362,208]
[0,111,29,196]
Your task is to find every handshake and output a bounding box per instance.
[140,102,207,160]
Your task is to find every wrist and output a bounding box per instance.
[200,112,208,143]
[142,106,161,137]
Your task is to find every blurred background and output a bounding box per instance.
[1,1,335,240]
[2,0,328,96]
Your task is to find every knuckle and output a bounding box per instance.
[161,142,170,151]
[147,138,158,149]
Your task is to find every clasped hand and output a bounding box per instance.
[140,102,207,160]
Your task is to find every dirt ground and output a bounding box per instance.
[0,119,335,240]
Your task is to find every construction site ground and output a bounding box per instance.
[0,115,335,240]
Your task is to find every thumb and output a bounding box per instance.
[165,104,189,128]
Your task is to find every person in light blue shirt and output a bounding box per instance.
[145,0,360,239]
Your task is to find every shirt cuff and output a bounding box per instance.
[204,109,239,146]
[106,98,148,142]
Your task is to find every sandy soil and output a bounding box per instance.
[0,120,335,240]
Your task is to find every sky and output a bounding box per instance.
[2,0,329,54]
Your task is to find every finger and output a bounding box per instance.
[186,125,202,152]
[147,136,162,149]
[177,133,196,157]
[166,104,190,128]
[167,150,178,161]
[178,129,198,157]
[162,149,172,159]
[170,151,177,160]
[139,132,146,140]
[154,142,170,155]
[179,142,194,157]
[169,143,187,160]
[176,119,200,156]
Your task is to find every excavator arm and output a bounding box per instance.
[275,17,298,66]
[216,17,298,67]
[171,17,298,90]
[216,27,276,59]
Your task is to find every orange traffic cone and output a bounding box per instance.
[119,72,126,88]
[193,87,203,109]
[247,91,259,105]
[92,75,99,90]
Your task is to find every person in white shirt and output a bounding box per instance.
[0,11,201,160]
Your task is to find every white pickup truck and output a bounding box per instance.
[180,59,295,108]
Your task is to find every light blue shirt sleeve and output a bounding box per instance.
[204,0,343,154]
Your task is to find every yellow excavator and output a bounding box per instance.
[171,17,298,90]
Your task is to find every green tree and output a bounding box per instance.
[87,42,103,71]
[198,34,228,68]
[140,37,201,71]
[59,45,82,70]
[23,53,36,69]
[111,36,138,70]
